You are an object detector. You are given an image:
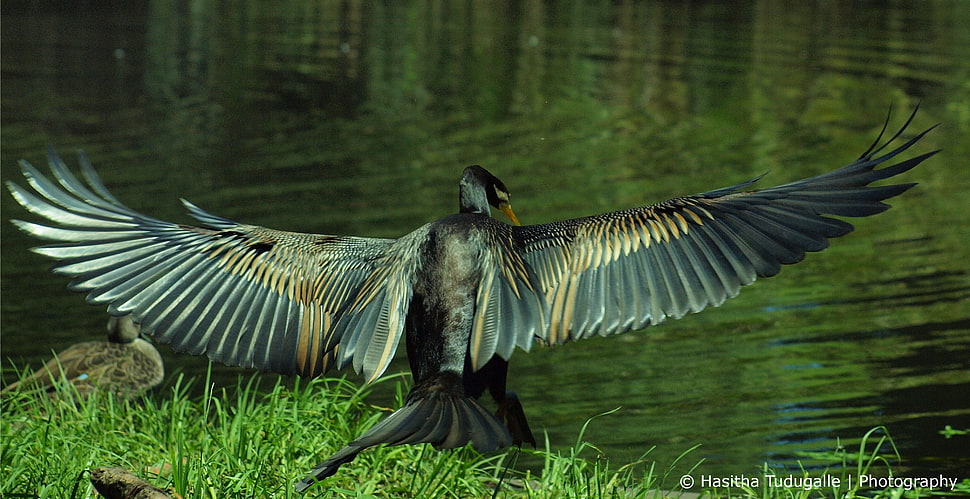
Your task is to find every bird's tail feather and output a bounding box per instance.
[294,372,512,493]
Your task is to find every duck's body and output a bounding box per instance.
[6,110,936,492]
[2,316,163,401]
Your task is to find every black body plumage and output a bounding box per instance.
[6,109,937,492]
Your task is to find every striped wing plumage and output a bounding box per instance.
[503,114,937,346]
[469,222,544,370]
[7,149,413,380]
[8,111,937,382]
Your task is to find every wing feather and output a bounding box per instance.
[510,113,936,346]
[6,151,413,379]
[7,112,938,379]
[468,224,544,369]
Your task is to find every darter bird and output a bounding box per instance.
[5,109,937,492]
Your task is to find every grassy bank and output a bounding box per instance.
[0,368,958,498]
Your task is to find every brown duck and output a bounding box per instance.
[2,315,163,400]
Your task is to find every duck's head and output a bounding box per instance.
[459,165,520,225]
[106,315,141,344]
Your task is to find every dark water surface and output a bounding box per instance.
[3,0,969,481]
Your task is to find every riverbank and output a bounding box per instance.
[1,368,957,498]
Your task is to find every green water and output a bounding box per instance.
[2,0,969,479]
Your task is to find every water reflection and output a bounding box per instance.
[2,0,969,481]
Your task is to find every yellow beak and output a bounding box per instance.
[499,203,521,226]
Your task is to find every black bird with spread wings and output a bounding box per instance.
[6,109,937,492]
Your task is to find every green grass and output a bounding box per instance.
[1,367,960,498]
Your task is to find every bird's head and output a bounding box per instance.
[460,165,520,225]
[107,315,142,344]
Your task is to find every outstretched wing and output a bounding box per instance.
[7,149,417,381]
[509,110,938,346]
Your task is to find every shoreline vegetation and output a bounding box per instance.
[1,367,963,498]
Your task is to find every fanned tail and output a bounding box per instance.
[295,372,511,493]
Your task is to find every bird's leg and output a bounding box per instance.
[479,357,537,447]
[462,355,537,447]
[493,389,536,447]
